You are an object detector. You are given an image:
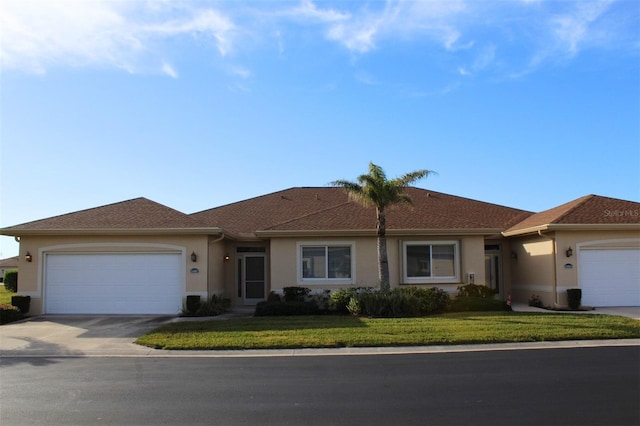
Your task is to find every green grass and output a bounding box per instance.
[135,312,640,350]
[0,286,15,305]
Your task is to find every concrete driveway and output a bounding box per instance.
[0,316,173,357]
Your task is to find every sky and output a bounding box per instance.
[1,0,639,258]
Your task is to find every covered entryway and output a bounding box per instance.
[579,248,640,307]
[44,253,183,314]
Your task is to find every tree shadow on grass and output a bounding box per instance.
[163,315,368,332]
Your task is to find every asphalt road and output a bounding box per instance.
[1,346,638,426]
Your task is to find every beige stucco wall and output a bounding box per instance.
[268,235,490,296]
[207,237,227,299]
[510,235,555,305]
[16,234,209,315]
[510,229,640,306]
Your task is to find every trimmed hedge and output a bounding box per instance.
[346,287,451,318]
[0,304,23,324]
[448,297,510,312]
[11,295,30,314]
[3,270,17,293]
[282,286,311,302]
[456,284,496,299]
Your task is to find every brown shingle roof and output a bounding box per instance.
[1,197,211,233]
[191,187,532,235]
[504,195,640,235]
[0,256,19,268]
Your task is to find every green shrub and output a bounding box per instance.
[3,270,17,293]
[393,287,450,315]
[254,301,319,316]
[195,295,231,316]
[347,297,360,315]
[0,304,23,324]
[329,288,361,314]
[345,287,450,318]
[309,290,331,312]
[282,286,311,302]
[11,295,30,314]
[456,284,496,298]
[448,297,510,312]
[182,295,230,317]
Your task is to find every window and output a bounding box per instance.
[403,241,459,283]
[299,242,354,283]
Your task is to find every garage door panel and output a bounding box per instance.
[580,249,640,307]
[45,253,182,314]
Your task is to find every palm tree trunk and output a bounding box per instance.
[377,208,390,293]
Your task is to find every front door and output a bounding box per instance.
[484,250,501,296]
[242,254,266,305]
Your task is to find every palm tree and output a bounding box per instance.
[332,162,435,293]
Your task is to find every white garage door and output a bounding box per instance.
[579,249,640,307]
[45,253,183,314]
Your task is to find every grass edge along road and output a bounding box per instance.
[136,311,640,350]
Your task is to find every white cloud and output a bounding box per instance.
[0,0,635,79]
[228,65,252,79]
[0,0,235,73]
[550,0,614,55]
[161,62,178,78]
[321,0,468,53]
[282,0,350,23]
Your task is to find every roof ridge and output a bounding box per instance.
[406,187,533,214]
[5,197,152,228]
[548,194,594,223]
[190,187,303,215]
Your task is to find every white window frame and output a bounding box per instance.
[297,241,355,285]
[402,240,460,284]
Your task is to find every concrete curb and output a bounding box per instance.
[3,339,639,359]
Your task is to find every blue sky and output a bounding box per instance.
[1,0,639,258]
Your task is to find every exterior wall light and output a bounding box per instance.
[511,251,518,260]
[190,251,197,262]
[25,252,33,262]
[224,254,230,261]
[566,247,573,258]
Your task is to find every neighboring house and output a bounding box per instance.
[504,195,640,308]
[0,188,637,315]
[0,256,19,282]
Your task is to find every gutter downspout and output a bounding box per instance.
[538,230,559,307]
[209,234,225,245]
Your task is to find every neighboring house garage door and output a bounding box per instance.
[579,249,640,307]
[45,253,182,314]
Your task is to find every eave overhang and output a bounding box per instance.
[0,227,224,237]
[502,223,640,238]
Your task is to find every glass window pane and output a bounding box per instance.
[328,246,351,278]
[432,245,455,276]
[302,247,326,278]
[407,245,431,277]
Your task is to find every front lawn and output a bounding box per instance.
[135,312,640,350]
